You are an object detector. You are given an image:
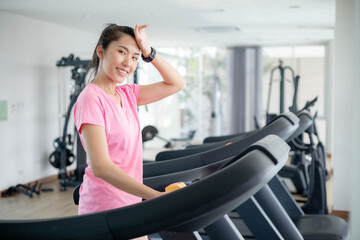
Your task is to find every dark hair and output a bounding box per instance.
[89,24,135,77]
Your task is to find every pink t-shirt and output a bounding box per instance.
[74,83,143,215]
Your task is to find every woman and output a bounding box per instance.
[74,23,186,239]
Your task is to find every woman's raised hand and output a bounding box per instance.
[134,24,152,58]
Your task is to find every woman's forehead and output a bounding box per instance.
[111,35,140,53]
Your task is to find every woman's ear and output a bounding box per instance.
[96,45,104,60]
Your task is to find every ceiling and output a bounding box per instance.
[0,0,335,47]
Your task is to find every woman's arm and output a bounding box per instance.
[134,24,186,106]
[81,124,163,200]
[138,54,186,106]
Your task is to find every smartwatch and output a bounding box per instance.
[141,47,156,63]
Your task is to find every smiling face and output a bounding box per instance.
[97,34,140,84]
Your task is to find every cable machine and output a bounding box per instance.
[49,54,90,191]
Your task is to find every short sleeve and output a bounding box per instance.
[127,84,141,101]
[74,89,105,134]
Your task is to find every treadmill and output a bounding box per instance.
[142,111,349,240]
[0,136,289,240]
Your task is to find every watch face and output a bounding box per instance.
[150,48,156,59]
[142,47,156,62]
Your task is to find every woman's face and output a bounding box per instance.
[99,34,140,84]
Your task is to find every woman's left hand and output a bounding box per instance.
[134,24,152,58]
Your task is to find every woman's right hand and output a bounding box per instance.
[151,191,168,199]
[134,24,152,58]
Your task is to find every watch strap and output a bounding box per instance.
[141,47,156,63]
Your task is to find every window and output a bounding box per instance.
[138,47,228,150]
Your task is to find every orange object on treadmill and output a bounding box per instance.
[165,182,187,192]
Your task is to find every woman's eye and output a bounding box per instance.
[132,57,138,61]
[118,50,125,55]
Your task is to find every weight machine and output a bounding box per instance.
[49,54,90,191]
[266,59,300,123]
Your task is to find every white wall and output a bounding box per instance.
[0,11,97,190]
[332,0,358,212]
[350,0,360,237]
[325,41,334,157]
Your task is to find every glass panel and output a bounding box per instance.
[138,47,228,150]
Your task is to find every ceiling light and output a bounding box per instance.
[195,26,240,33]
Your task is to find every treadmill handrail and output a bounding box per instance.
[0,135,290,240]
[144,112,299,178]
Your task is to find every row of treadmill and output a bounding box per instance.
[0,109,350,239]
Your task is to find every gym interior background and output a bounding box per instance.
[0,0,359,238]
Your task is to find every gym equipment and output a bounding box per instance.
[73,112,298,205]
[1,181,42,198]
[145,135,290,240]
[0,136,289,240]
[142,125,196,149]
[142,125,172,148]
[290,112,328,215]
[199,91,313,144]
[170,130,196,148]
[291,109,329,181]
[142,111,348,239]
[233,175,349,240]
[202,130,254,144]
[201,96,317,146]
[313,112,330,181]
[266,59,300,123]
[263,59,327,206]
[279,98,329,214]
[49,135,74,169]
[189,97,327,214]
[153,112,298,163]
[279,110,313,195]
[49,54,90,191]
[145,131,343,240]
[238,174,349,239]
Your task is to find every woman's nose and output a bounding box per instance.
[122,57,131,66]
[122,60,129,66]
